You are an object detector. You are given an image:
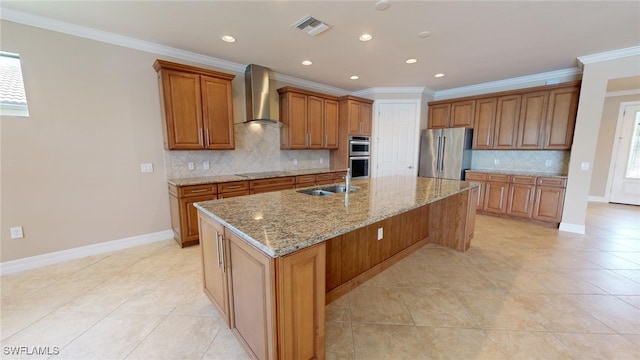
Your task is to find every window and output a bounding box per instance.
[0,52,29,117]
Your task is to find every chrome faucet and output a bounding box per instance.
[344,167,351,192]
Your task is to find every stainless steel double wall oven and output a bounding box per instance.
[348,135,370,178]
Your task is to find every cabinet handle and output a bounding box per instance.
[199,128,204,145]
[220,235,227,272]
[204,129,209,146]
[226,185,243,190]
[325,134,328,147]
[189,189,208,193]
[215,231,223,269]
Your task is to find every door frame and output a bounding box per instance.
[604,100,640,202]
[371,99,422,178]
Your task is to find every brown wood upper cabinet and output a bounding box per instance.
[341,96,373,136]
[428,100,475,129]
[153,60,235,150]
[544,86,579,149]
[278,87,339,149]
[493,95,521,149]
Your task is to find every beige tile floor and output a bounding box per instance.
[1,202,639,359]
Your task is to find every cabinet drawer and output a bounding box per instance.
[536,177,567,187]
[333,171,348,179]
[179,184,217,197]
[315,173,334,182]
[219,181,250,193]
[486,174,509,182]
[296,174,316,185]
[250,176,295,190]
[510,175,536,185]
[465,172,487,182]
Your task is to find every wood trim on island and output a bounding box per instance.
[197,183,478,359]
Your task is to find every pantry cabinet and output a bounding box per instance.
[278,87,339,149]
[153,60,235,150]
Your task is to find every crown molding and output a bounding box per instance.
[353,87,429,98]
[433,67,583,101]
[578,46,640,65]
[271,72,349,96]
[1,8,351,95]
[606,89,640,98]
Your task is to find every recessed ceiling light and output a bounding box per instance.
[434,73,445,78]
[350,75,360,80]
[375,0,391,11]
[406,58,418,64]
[221,35,236,43]
[359,33,373,42]
[302,60,313,66]
[418,31,431,39]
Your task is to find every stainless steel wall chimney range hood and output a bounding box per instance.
[244,64,279,125]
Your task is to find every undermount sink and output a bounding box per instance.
[297,189,334,196]
[320,185,359,193]
[297,185,359,196]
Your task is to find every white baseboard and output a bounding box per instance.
[559,222,586,234]
[0,230,174,276]
[588,196,607,203]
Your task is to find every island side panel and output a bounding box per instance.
[276,243,326,360]
[429,187,477,251]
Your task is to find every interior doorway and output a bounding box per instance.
[608,102,640,205]
[372,100,421,178]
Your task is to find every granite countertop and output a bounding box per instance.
[466,169,568,178]
[194,176,479,258]
[168,168,343,186]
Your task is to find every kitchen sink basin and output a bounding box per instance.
[320,185,359,193]
[297,185,359,196]
[297,189,334,196]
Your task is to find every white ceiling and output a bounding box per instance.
[1,1,639,92]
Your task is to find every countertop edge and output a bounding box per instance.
[169,168,346,187]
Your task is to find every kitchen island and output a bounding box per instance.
[195,175,478,360]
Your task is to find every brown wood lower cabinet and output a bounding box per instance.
[199,186,477,360]
[466,171,567,227]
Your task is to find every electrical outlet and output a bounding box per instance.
[320,157,323,164]
[545,160,552,167]
[188,162,195,170]
[293,159,298,165]
[10,226,24,239]
[203,161,210,170]
[377,227,383,240]
[494,158,500,165]
[140,163,153,173]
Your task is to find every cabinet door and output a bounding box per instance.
[506,184,535,218]
[199,215,231,326]
[161,70,204,149]
[347,101,361,134]
[227,229,277,360]
[307,96,324,148]
[360,102,372,135]
[517,91,548,149]
[276,243,326,360]
[533,186,565,223]
[201,75,235,150]
[287,93,309,149]
[181,195,216,244]
[465,172,486,210]
[494,95,521,149]
[324,99,339,149]
[483,181,509,214]
[473,98,497,149]
[428,103,451,129]
[451,100,476,128]
[544,86,579,150]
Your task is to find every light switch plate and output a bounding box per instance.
[188,162,195,170]
[203,161,210,170]
[10,226,23,239]
[377,227,383,240]
[581,162,590,171]
[140,163,153,173]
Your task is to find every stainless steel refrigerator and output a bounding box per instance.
[418,128,473,180]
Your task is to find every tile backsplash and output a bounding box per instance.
[164,123,329,179]
[471,150,569,174]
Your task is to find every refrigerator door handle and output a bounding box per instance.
[435,135,442,173]
[440,136,446,174]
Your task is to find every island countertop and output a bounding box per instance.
[194,175,478,258]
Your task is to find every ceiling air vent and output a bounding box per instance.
[292,15,331,37]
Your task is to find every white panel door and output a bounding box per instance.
[374,102,419,178]
[610,103,640,205]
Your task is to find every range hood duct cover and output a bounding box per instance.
[244,64,278,125]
